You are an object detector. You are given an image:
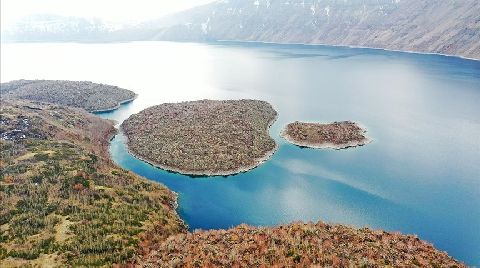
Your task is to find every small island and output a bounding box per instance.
[121,99,278,176]
[0,79,136,112]
[282,121,371,149]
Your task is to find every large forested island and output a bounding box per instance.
[0,80,136,112]
[121,99,278,176]
[282,121,371,149]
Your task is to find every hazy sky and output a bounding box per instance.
[1,0,216,25]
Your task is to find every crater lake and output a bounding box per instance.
[2,41,479,265]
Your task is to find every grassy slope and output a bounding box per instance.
[0,100,185,267]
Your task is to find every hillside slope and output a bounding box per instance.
[0,100,185,266]
[147,0,480,59]
[140,222,465,267]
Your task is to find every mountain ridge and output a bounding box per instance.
[145,0,480,59]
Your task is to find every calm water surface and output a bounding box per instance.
[2,41,479,265]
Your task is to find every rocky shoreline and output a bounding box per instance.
[281,121,371,150]
[121,100,278,176]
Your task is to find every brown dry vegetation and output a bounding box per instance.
[140,222,464,268]
[121,99,277,176]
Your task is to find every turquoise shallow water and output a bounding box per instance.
[2,41,479,265]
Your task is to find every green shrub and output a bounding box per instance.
[0,247,7,260]
[8,249,40,260]
[34,153,50,161]
[31,175,44,184]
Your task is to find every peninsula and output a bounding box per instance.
[0,80,136,112]
[282,121,371,149]
[121,99,278,176]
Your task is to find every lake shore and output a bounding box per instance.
[216,40,480,62]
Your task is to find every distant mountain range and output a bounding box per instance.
[2,0,479,59]
[1,15,121,42]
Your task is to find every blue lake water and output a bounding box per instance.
[1,41,479,265]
